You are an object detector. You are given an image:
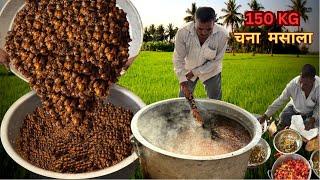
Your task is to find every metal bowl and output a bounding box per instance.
[268,154,312,179]
[0,0,143,82]
[310,150,320,178]
[248,138,271,167]
[273,129,303,154]
[1,85,145,179]
[131,98,262,178]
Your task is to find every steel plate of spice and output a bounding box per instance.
[312,151,319,177]
[274,129,302,154]
[278,137,298,153]
[249,145,266,164]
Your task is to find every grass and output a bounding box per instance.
[0,52,319,178]
[119,52,319,114]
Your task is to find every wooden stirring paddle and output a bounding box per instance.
[181,84,204,125]
[181,83,220,139]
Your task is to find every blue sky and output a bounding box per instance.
[131,0,319,51]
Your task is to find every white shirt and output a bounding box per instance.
[265,76,320,121]
[173,22,229,83]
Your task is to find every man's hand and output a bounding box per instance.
[258,114,268,124]
[0,49,10,70]
[185,71,194,80]
[305,117,316,131]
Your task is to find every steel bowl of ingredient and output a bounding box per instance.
[248,138,271,167]
[268,154,311,179]
[310,150,320,178]
[273,129,303,154]
[0,0,143,82]
[131,98,262,179]
[1,85,146,179]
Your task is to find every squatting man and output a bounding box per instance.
[259,64,319,137]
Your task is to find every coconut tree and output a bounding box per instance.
[263,23,284,56]
[215,13,224,26]
[288,0,309,57]
[143,27,152,42]
[289,0,308,32]
[155,25,166,41]
[247,0,264,56]
[184,3,197,23]
[221,0,242,55]
[166,23,178,42]
[148,24,156,41]
[247,0,264,11]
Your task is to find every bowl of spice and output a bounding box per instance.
[248,138,271,167]
[310,150,320,178]
[269,154,311,180]
[273,129,302,154]
[0,0,143,83]
[1,85,146,179]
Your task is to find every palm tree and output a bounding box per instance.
[148,24,156,41]
[215,13,224,26]
[184,3,197,23]
[221,0,242,55]
[247,0,264,56]
[155,25,165,41]
[288,0,308,32]
[247,0,264,11]
[166,23,178,42]
[288,0,308,57]
[143,27,152,42]
[265,23,284,56]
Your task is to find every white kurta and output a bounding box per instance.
[265,75,320,122]
[173,22,228,83]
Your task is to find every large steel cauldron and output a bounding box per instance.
[131,98,262,179]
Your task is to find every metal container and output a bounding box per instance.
[1,85,146,179]
[131,98,262,179]
[268,154,312,179]
[248,138,271,168]
[0,0,143,82]
[310,150,320,178]
[273,129,303,154]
